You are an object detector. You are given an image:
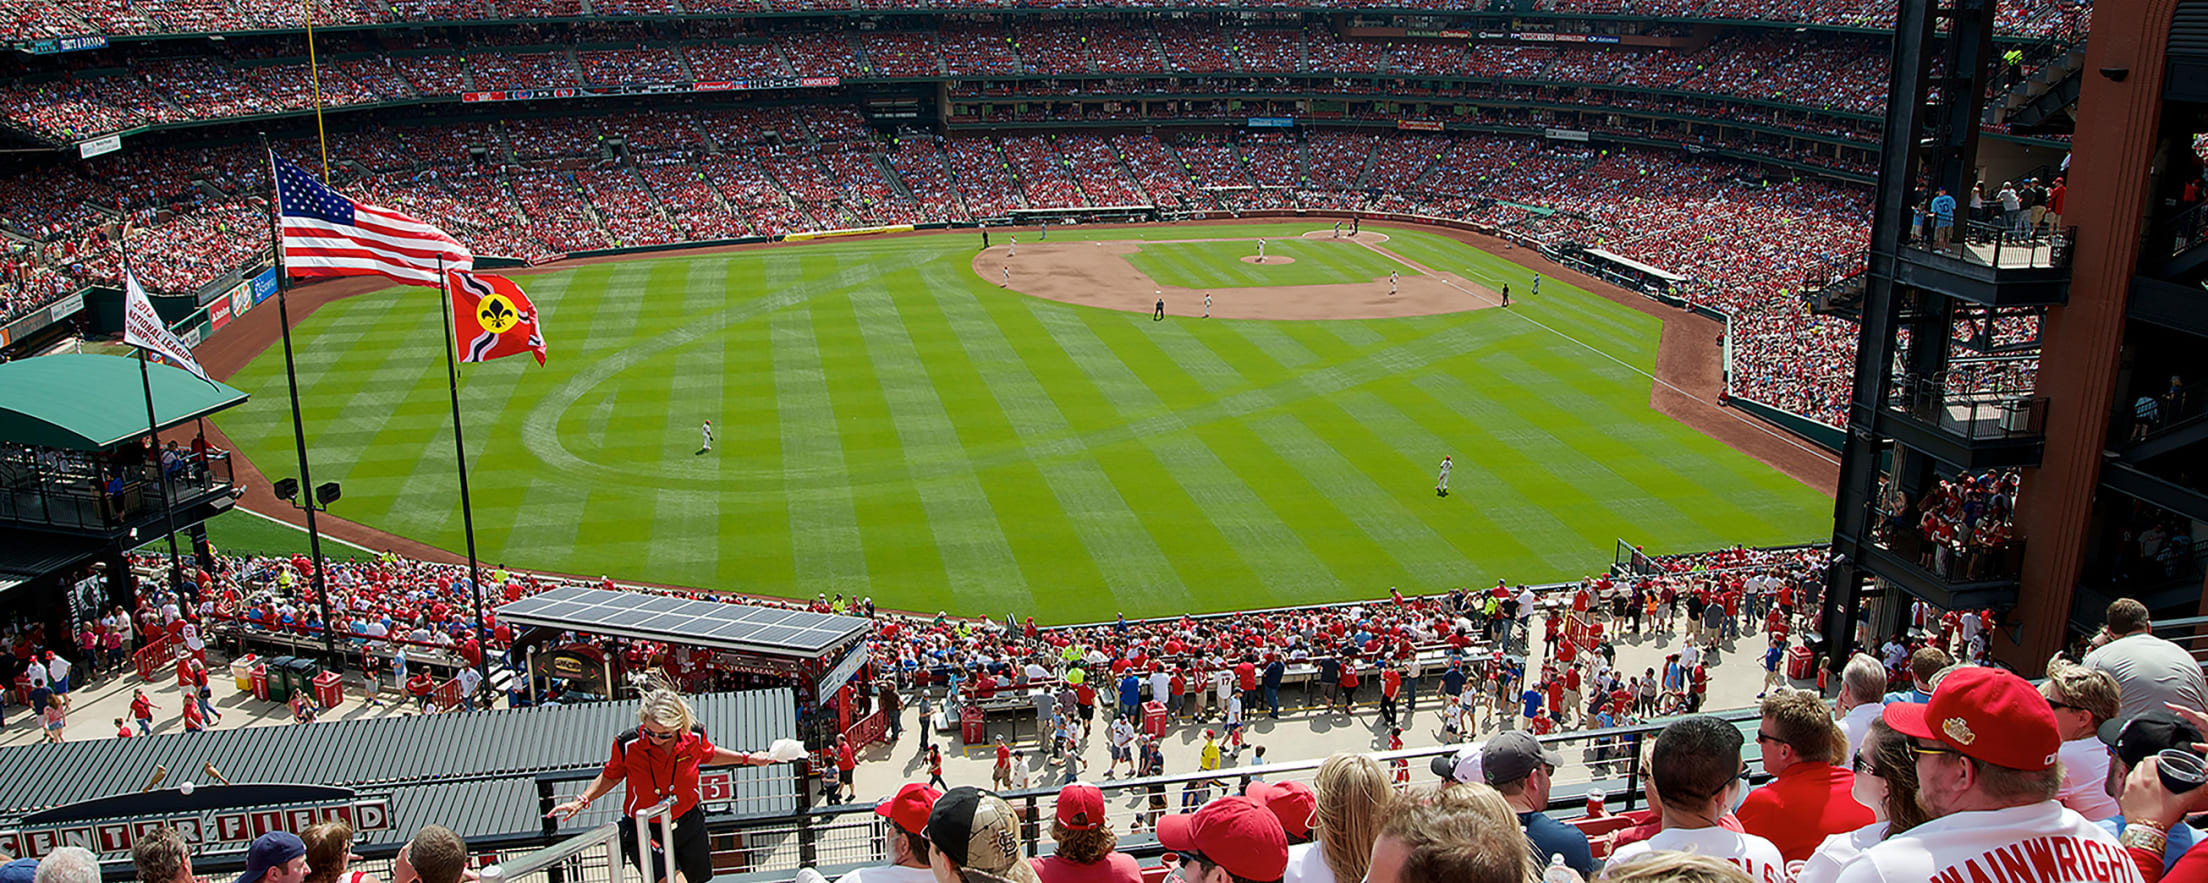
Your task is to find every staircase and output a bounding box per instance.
[1984,38,2086,132]
[875,152,915,201]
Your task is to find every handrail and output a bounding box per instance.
[480,822,630,883]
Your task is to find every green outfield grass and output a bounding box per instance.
[215,222,1830,622]
[1123,237,1403,288]
[144,510,369,560]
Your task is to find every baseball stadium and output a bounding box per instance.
[0,0,2203,881]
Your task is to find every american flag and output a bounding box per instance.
[272,152,472,286]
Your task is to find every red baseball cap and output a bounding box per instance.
[875,783,942,835]
[1056,782,1106,830]
[1245,781,1317,841]
[1883,666,2060,771]
[1157,796,1288,882]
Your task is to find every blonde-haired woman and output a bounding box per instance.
[545,685,789,883]
[1285,754,1391,883]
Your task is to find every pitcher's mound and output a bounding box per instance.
[1240,256,1296,265]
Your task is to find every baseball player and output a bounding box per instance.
[701,420,713,452]
[1204,293,1212,318]
[1831,667,2138,883]
[1332,221,1342,239]
[1501,283,1511,307]
[1002,266,1010,287]
[1390,270,1399,295]
[1257,239,1266,262]
[1436,455,1452,497]
[1153,292,1164,321]
[1532,273,1541,296]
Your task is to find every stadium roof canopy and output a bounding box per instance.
[0,688,796,855]
[498,586,871,659]
[0,353,247,451]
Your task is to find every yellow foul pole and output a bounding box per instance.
[302,0,330,178]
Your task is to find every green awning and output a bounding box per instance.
[0,353,248,451]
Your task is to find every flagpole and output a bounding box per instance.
[117,227,190,598]
[300,0,330,178]
[438,256,494,703]
[263,135,341,673]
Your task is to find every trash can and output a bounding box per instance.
[250,663,271,702]
[1786,645,1815,680]
[313,671,344,709]
[960,706,985,744]
[231,654,259,693]
[285,658,322,701]
[1142,700,1168,738]
[263,656,296,703]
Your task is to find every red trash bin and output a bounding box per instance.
[250,664,270,702]
[313,671,344,708]
[1786,645,1814,680]
[961,706,985,744]
[1142,700,1168,738]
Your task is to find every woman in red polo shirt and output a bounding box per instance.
[545,685,787,883]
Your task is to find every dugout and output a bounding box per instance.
[0,354,248,686]
[496,587,874,749]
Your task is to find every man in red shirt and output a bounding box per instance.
[1735,689,1874,863]
[835,735,858,803]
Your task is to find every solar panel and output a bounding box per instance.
[495,586,868,656]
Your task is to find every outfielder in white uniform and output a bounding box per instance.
[1832,667,2140,883]
[701,420,713,452]
[1436,455,1452,497]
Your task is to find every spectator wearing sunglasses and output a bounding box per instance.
[544,685,786,883]
[1155,796,1288,883]
[1737,688,1875,863]
[2042,659,2123,821]
[1797,720,1931,883]
[1607,716,1785,881]
[1832,667,2134,883]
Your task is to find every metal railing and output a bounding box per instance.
[0,450,234,532]
[1907,219,2074,270]
[482,820,639,883]
[525,708,1774,883]
[1886,373,2047,439]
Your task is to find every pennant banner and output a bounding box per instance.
[122,268,212,383]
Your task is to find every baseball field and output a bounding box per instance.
[212,221,1831,621]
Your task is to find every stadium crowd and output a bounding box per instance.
[45,560,2199,883]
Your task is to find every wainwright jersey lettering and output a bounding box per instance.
[1927,835,2141,883]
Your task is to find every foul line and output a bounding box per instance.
[1338,234,1842,469]
[234,506,379,554]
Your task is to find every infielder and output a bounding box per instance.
[1436,455,1452,496]
[701,420,713,452]
[1390,270,1399,295]
[1204,293,1212,318]
[1009,235,1016,257]
[1002,266,1010,286]
[1257,239,1266,262]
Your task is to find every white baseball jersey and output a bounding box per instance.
[1438,459,1452,479]
[1610,827,1786,883]
[1830,800,2140,883]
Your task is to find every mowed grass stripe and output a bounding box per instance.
[1038,308,1296,608]
[848,284,1027,613]
[771,303,870,597]
[1006,301,1201,614]
[644,264,730,580]
[1263,395,1487,587]
[808,272,945,597]
[715,254,795,586]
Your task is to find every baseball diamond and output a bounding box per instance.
[209,221,1832,622]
